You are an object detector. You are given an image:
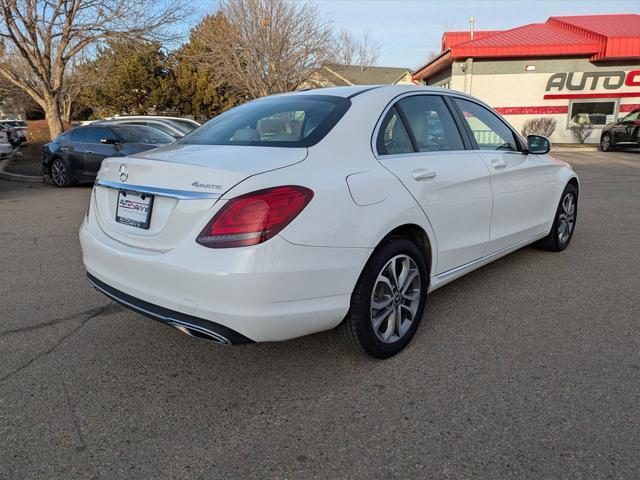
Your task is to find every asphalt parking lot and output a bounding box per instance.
[1,150,639,479]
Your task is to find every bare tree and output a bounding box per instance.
[423,50,440,64]
[202,0,335,98]
[0,71,38,115]
[334,29,380,68]
[521,118,557,138]
[0,0,191,139]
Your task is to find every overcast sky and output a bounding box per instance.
[194,0,640,69]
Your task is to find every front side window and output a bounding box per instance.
[455,98,519,151]
[178,95,350,148]
[397,96,464,152]
[569,101,616,126]
[377,108,414,155]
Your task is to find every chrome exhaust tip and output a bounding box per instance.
[168,321,231,345]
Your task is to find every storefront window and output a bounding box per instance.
[569,101,616,126]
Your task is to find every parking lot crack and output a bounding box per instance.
[0,304,121,338]
[0,304,118,383]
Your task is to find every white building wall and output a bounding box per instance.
[441,58,640,144]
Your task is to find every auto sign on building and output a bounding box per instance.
[413,14,640,143]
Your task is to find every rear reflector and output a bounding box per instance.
[196,185,314,248]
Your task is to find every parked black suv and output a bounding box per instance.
[43,124,174,187]
[600,109,640,152]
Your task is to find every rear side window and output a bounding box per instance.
[56,131,70,142]
[377,108,413,155]
[178,95,351,148]
[454,98,519,151]
[397,96,464,152]
[70,128,88,143]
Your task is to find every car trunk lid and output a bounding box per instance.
[92,144,307,251]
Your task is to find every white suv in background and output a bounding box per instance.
[102,116,201,139]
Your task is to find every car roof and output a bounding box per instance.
[284,84,490,106]
[107,115,199,123]
[75,123,112,129]
[100,118,174,124]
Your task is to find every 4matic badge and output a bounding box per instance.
[192,181,223,190]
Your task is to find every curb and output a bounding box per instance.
[552,146,599,152]
[0,156,43,183]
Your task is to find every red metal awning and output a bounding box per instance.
[413,14,640,82]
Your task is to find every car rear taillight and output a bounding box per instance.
[196,186,314,248]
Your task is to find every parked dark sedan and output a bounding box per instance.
[600,108,640,152]
[43,124,175,187]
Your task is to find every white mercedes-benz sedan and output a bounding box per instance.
[80,85,579,358]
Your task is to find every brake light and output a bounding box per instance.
[196,186,314,248]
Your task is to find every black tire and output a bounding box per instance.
[50,158,72,187]
[536,183,578,252]
[339,236,428,358]
[600,133,613,152]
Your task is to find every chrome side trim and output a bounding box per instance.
[95,179,222,200]
[435,235,540,280]
[87,277,231,344]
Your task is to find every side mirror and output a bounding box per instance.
[527,135,550,155]
[100,137,119,145]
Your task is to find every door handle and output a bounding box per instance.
[412,169,437,181]
[86,150,94,155]
[492,159,507,169]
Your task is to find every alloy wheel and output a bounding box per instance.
[558,193,576,243]
[370,254,421,343]
[51,160,68,186]
[601,134,611,151]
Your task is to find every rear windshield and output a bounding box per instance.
[169,119,200,132]
[178,95,351,148]
[111,125,175,145]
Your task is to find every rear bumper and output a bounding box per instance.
[80,218,372,342]
[87,273,253,344]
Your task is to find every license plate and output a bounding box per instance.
[116,190,154,229]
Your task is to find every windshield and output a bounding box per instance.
[622,109,640,122]
[178,95,351,148]
[111,125,175,144]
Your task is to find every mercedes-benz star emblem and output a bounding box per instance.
[119,164,128,182]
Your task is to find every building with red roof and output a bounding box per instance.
[413,14,640,143]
